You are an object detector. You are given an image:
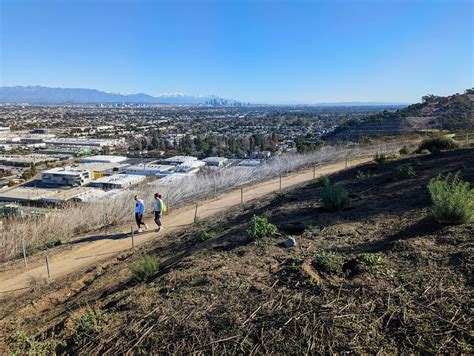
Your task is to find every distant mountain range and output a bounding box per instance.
[0,86,243,106]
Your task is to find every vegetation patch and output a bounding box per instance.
[394,163,416,180]
[321,185,349,211]
[247,215,278,241]
[418,136,459,153]
[197,230,217,242]
[72,309,106,346]
[399,146,411,155]
[314,251,344,275]
[131,253,159,282]
[428,172,473,225]
[7,330,57,356]
[373,153,387,164]
[317,175,331,187]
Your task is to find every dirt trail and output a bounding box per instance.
[0,158,369,294]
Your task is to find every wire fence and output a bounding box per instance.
[0,139,414,264]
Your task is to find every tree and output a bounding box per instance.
[151,134,160,150]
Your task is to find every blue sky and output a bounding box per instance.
[0,0,472,103]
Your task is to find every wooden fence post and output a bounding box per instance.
[279,173,282,191]
[45,255,51,279]
[194,203,198,223]
[313,166,316,179]
[21,239,27,268]
[131,225,135,249]
[240,187,243,205]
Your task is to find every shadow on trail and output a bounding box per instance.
[69,232,131,245]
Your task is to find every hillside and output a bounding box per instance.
[327,90,474,141]
[1,149,473,354]
[0,86,242,106]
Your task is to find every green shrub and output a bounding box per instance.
[131,254,159,282]
[394,164,416,180]
[418,136,459,153]
[373,153,387,164]
[321,185,349,211]
[198,230,217,241]
[315,251,343,274]
[399,146,411,155]
[428,172,473,225]
[72,309,105,346]
[358,252,384,266]
[273,191,287,203]
[247,215,278,240]
[317,175,331,187]
[7,330,56,355]
[420,149,430,155]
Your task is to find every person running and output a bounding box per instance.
[134,195,148,232]
[153,193,164,232]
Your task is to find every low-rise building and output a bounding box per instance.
[41,167,91,187]
[90,174,146,190]
[202,156,228,167]
[174,160,206,173]
[126,164,174,176]
[80,155,128,164]
[160,155,198,165]
[237,159,262,168]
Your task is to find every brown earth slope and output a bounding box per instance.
[1,149,473,354]
[328,90,473,141]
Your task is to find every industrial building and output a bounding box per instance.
[90,174,146,190]
[237,159,262,168]
[202,157,228,167]
[80,155,128,164]
[160,156,198,165]
[41,167,91,187]
[126,163,174,176]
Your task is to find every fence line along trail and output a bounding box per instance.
[0,158,370,295]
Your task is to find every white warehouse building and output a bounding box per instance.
[126,164,175,176]
[202,157,228,167]
[80,155,128,164]
[41,167,91,187]
[90,174,147,190]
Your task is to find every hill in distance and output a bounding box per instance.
[327,89,474,141]
[0,85,244,106]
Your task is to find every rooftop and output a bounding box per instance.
[80,155,128,164]
[42,167,90,176]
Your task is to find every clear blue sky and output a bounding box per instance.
[0,0,472,103]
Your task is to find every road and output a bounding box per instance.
[0,158,370,295]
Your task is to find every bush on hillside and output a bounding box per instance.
[418,136,459,153]
[198,230,217,241]
[131,254,159,282]
[317,175,331,187]
[321,185,349,211]
[373,153,387,164]
[247,215,278,241]
[399,146,411,155]
[394,164,417,180]
[428,171,473,225]
[314,251,343,274]
[72,309,105,346]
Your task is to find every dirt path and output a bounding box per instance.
[0,158,370,294]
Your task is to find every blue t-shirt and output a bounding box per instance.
[135,199,145,214]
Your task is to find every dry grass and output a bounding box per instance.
[0,140,413,263]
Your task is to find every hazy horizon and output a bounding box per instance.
[1,0,472,104]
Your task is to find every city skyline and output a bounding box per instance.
[1,0,472,104]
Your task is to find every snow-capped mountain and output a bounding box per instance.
[0,86,241,105]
